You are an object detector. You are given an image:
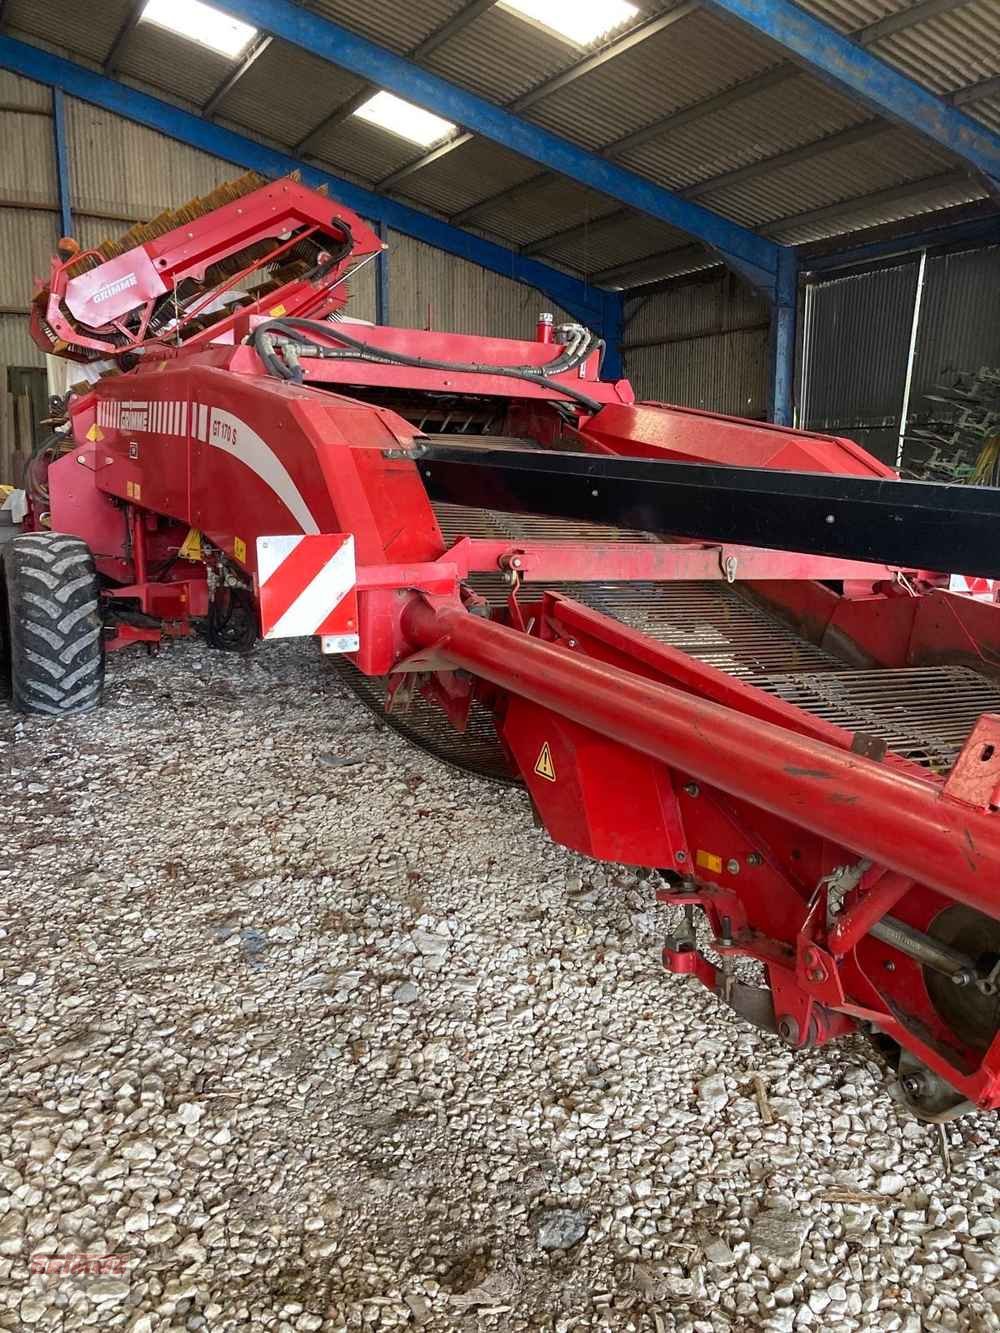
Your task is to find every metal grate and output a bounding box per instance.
[746,667,1000,769]
[556,580,843,678]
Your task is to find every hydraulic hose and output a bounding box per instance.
[250,316,605,412]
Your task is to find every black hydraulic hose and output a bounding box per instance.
[250,316,605,412]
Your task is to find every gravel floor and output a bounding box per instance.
[2,636,999,1333]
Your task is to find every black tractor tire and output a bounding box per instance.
[0,532,104,716]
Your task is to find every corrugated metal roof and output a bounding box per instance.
[302,0,472,56]
[616,71,869,190]
[795,0,1000,100]
[972,94,1000,133]
[115,24,233,109]
[464,173,689,256]
[421,5,580,104]
[870,0,1000,96]
[533,213,690,275]
[5,0,131,64]
[394,139,539,217]
[703,125,956,229]
[214,43,365,148]
[774,175,988,246]
[521,9,780,151]
[309,117,435,187]
[795,0,911,31]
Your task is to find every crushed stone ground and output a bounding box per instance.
[2,636,999,1332]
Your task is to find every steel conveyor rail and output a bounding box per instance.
[416,445,1000,578]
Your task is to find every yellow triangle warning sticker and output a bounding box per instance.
[534,742,556,782]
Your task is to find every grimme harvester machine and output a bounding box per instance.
[7,172,1000,1118]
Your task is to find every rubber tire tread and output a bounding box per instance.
[1,532,104,716]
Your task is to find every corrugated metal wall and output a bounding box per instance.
[800,245,1000,467]
[622,273,770,417]
[383,231,569,334]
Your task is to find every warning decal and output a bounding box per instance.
[534,742,556,782]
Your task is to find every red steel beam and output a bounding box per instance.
[402,596,1000,919]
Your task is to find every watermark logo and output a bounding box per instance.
[29,1254,133,1279]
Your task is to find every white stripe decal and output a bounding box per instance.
[208,408,319,534]
[267,540,355,638]
[258,533,304,585]
[180,401,188,436]
[199,404,208,441]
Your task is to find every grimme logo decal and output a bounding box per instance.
[120,404,149,431]
[92,272,138,304]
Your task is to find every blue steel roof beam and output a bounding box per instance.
[294,0,499,155]
[0,36,617,336]
[207,0,784,293]
[702,0,1000,190]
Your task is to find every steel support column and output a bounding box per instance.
[51,87,72,240]
[770,250,798,426]
[375,220,390,326]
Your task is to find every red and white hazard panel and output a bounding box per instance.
[256,534,359,651]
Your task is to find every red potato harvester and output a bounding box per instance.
[6,171,1000,1120]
